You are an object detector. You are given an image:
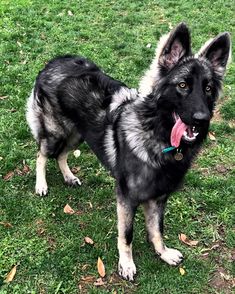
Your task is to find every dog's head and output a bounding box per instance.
[142,23,231,146]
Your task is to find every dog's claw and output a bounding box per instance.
[65,176,81,186]
[118,260,136,281]
[159,247,183,266]
[35,184,48,196]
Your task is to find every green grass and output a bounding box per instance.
[0,0,234,293]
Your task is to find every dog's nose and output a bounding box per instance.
[193,111,210,123]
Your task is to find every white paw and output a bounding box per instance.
[35,182,48,196]
[160,247,183,266]
[118,259,136,281]
[65,176,81,186]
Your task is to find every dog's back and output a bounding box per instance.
[27,56,125,156]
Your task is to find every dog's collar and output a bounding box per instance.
[162,146,176,153]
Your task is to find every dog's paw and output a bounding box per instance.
[160,247,183,266]
[35,183,48,196]
[118,259,136,281]
[65,176,81,186]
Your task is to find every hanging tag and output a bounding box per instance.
[174,151,183,161]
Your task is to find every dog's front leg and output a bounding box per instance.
[143,198,183,266]
[117,198,137,281]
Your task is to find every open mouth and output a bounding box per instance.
[171,113,199,147]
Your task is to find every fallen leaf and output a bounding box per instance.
[220,272,231,281]
[71,166,81,174]
[97,257,105,278]
[179,233,199,246]
[0,95,8,100]
[94,277,105,286]
[3,171,14,181]
[63,204,75,214]
[81,264,90,271]
[201,252,209,259]
[84,236,94,245]
[210,244,220,250]
[73,150,81,158]
[88,201,93,209]
[179,267,186,275]
[81,276,96,283]
[9,108,17,113]
[5,265,17,283]
[0,222,13,228]
[168,22,173,29]
[208,132,216,141]
[22,164,30,174]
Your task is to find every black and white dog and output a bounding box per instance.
[26,23,230,280]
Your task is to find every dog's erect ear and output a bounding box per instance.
[198,32,231,77]
[159,23,191,70]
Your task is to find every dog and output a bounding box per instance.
[26,23,231,281]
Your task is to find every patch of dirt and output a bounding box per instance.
[212,106,223,123]
[209,267,235,293]
[192,163,234,177]
[78,272,137,293]
[201,235,235,293]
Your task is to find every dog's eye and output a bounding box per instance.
[205,85,211,92]
[178,82,187,89]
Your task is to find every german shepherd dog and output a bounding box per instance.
[26,23,231,280]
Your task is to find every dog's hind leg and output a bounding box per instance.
[143,197,183,266]
[35,151,48,196]
[57,151,81,186]
[117,198,137,281]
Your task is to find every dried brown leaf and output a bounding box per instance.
[179,233,199,246]
[5,265,17,283]
[94,277,105,286]
[63,204,75,214]
[97,257,105,278]
[84,236,94,245]
[9,108,17,113]
[208,132,216,141]
[71,166,81,174]
[0,222,13,228]
[81,275,96,283]
[74,210,83,216]
[81,264,90,271]
[0,95,8,100]
[3,171,14,181]
[22,164,30,174]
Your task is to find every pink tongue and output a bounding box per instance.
[170,117,187,148]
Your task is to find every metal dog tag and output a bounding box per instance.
[174,152,183,161]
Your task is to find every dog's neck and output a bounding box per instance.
[120,93,201,168]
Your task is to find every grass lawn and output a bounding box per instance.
[0,0,234,293]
